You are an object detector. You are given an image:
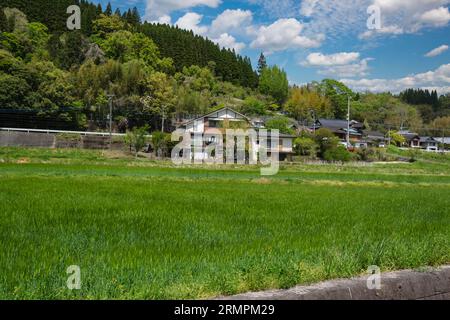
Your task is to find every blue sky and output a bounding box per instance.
[92,0,450,94]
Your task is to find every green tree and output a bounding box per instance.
[241,96,266,116]
[294,137,318,157]
[317,79,355,119]
[105,2,113,16]
[101,31,161,70]
[314,128,340,158]
[257,52,267,75]
[92,14,126,39]
[285,86,332,121]
[259,65,289,104]
[265,116,294,135]
[0,7,8,32]
[151,131,171,158]
[141,72,175,132]
[27,22,49,51]
[389,131,406,147]
[124,125,149,157]
[0,73,30,108]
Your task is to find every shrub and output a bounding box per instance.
[294,137,318,158]
[356,147,376,162]
[151,131,172,158]
[323,146,353,162]
[265,116,294,135]
[314,128,339,157]
[124,125,150,157]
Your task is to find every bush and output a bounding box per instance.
[124,125,150,156]
[323,146,353,162]
[151,131,173,158]
[294,137,318,158]
[407,149,419,163]
[356,147,376,162]
[241,97,266,116]
[265,116,295,135]
[314,128,340,157]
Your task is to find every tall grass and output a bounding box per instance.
[0,165,449,299]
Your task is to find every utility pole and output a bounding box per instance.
[107,94,115,149]
[387,125,391,147]
[442,128,446,154]
[310,109,316,135]
[347,95,351,148]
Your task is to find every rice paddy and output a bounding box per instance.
[0,147,449,299]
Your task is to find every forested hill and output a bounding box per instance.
[139,23,258,87]
[1,0,102,34]
[1,0,258,88]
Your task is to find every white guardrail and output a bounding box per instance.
[0,127,127,137]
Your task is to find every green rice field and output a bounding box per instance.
[0,147,449,299]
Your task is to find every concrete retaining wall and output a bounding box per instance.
[220,265,450,300]
[0,131,125,150]
[0,131,55,148]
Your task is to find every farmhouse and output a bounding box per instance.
[363,130,388,147]
[399,131,421,148]
[399,131,439,151]
[419,136,439,151]
[177,107,295,161]
[312,119,364,141]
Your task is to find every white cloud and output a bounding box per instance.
[212,33,246,53]
[303,52,361,66]
[144,0,221,21]
[250,18,324,53]
[362,0,450,38]
[419,6,450,26]
[175,12,208,35]
[341,63,450,94]
[359,25,404,39]
[299,1,371,40]
[173,9,251,52]
[302,52,372,78]
[294,0,450,41]
[300,0,319,17]
[209,9,253,36]
[425,44,449,57]
[319,58,373,78]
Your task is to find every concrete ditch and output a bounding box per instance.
[219,265,450,300]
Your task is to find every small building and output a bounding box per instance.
[363,131,388,147]
[419,136,438,151]
[399,131,421,148]
[312,119,363,141]
[435,137,450,149]
[177,107,295,162]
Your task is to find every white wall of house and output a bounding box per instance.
[281,138,293,153]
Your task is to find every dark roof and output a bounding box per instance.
[317,119,349,129]
[317,119,363,131]
[401,134,420,142]
[419,136,436,143]
[364,130,384,137]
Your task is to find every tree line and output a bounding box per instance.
[0,3,448,136]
